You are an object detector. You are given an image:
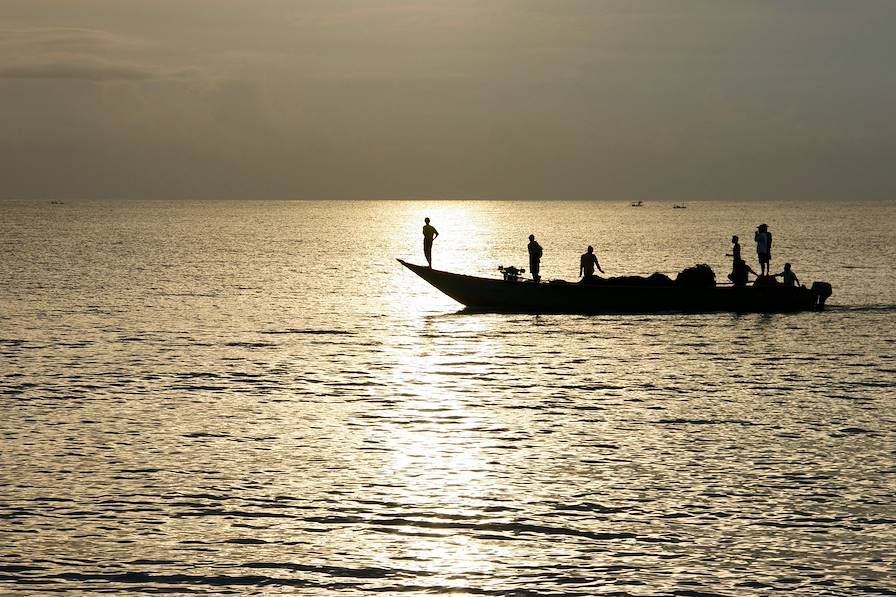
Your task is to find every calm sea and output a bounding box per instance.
[1,199,894,596]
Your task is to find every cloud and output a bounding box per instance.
[0,27,141,51]
[0,55,161,81]
[0,28,202,82]
[0,56,205,82]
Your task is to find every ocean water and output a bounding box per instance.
[1,199,894,596]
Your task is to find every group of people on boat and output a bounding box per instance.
[424,218,605,282]
[726,223,802,288]
[527,234,605,282]
[530,236,606,282]
[421,217,803,288]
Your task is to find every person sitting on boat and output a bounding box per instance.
[755,223,772,276]
[773,262,801,287]
[579,245,604,281]
[422,217,439,268]
[527,234,543,282]
[728,258,758,287]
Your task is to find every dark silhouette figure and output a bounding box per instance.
[726,235,741,266]
[725,235,741,283]
[755,223,772,275]
[527,234,543,282]
[580,245,604,280]
[728,258,758,287]
[422,217,439,268]
[773,262,801,287]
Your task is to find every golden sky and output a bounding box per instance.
[2,1,894,200]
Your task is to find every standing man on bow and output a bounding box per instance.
[422,217,439,268]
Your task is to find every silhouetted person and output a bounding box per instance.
[579,245,604,280]
[725,235,742,284]
[773,262,801,287]
[728,258,758,287]
[755,223,772,275]
[422,217,439,268]
[726,235,741,268]
[527,234,543,282]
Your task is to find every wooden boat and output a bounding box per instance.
[398,259,832,314]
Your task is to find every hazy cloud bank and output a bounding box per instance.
[1,1,895,200]
[0,56,196,81]
[0,27,138,50]
[0,26,205,82]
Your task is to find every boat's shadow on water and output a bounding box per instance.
[413,307,863,333]
[431,307,846,318]
[825,303,896,313]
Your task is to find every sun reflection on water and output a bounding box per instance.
[371,410,516,584]
[368,316,521,582]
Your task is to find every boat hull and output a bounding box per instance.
[398,260,831,314]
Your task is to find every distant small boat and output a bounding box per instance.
[673,204,687,209]
[630,201,643,207]
[398,259,832,314]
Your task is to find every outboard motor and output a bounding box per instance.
[810,281,833,310]
[498,265,525,281]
